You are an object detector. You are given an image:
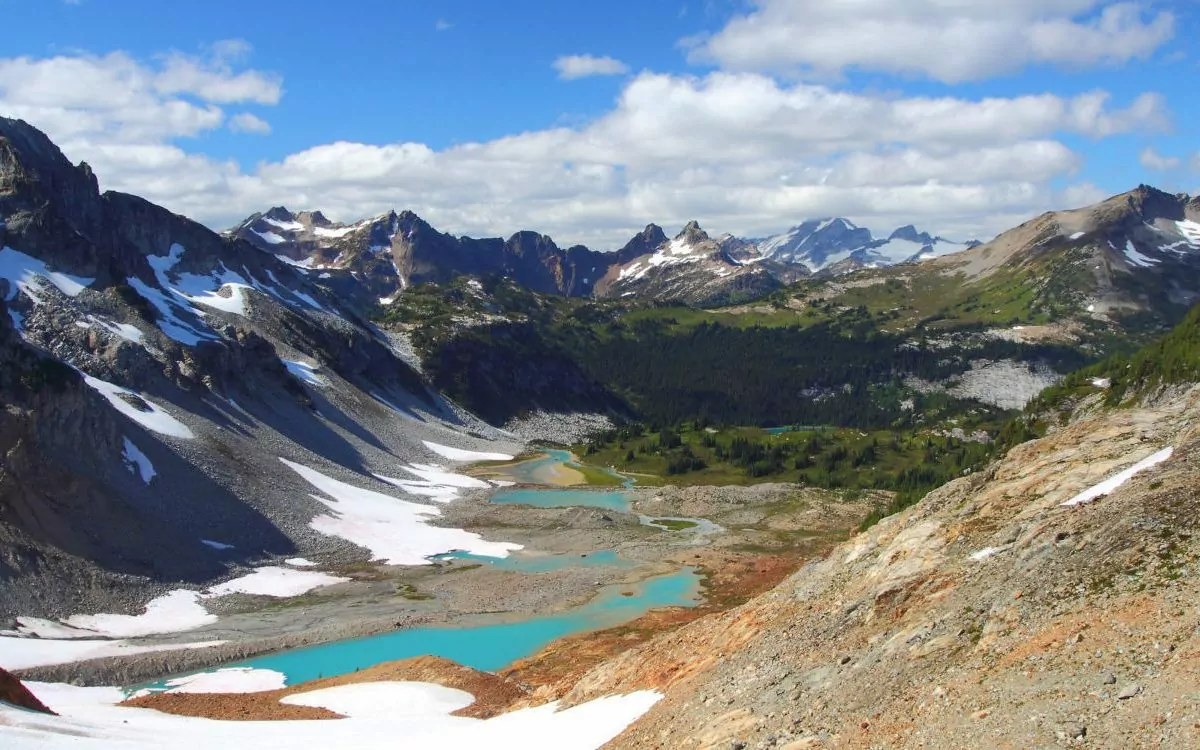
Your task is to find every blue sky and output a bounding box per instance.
[0,0,1195,247]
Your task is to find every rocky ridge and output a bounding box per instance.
[0,115,522,619]
[526,383,1200,749]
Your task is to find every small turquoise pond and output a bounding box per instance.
[431,549,634,573]
[490,487,633,512]
[223,568,700,683]
[489,449,636,511]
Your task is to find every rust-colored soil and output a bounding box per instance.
[0,667,56,715]
[503,549,823,697]
[121,656,529,721]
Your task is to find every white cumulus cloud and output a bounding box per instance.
[0,48,1173,248]
[1139,147,1180,171]
[693,0,1175,83]
[554,55,630,80]
[228,112,271,135]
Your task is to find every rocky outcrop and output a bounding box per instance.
[0,668,55,715]
[545,385,1200,749]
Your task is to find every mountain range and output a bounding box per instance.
[228,204,980,307]
[6,112,1200,750]
[2,110,1200,635]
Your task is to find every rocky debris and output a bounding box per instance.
[501,411,614,445]
[547,385,1200,749]
[0,667,55,715]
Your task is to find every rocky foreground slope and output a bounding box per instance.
[539,384,1200,748]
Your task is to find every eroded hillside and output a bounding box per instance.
[556,384,1200,749]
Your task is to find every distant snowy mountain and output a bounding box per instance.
[597,221,779,306]
[747,219,977,272]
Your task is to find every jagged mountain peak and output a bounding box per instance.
[677,220,711,246]
[263,206,295,222]
[295,210,331,227]
[889,224,935,244]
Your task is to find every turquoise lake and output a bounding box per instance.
[431,549,634,573]
[227,567,701,683]
[490,487,633,512]
[140,450,702,692]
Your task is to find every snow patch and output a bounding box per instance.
[163,667,287,695]
[205,567,348,598]
[279,458,522,565]
[121,438,155,484]
[59,590,216,638]
[313,225,357,239]
[0,246,94,301]
[1061,447,1174,507]
[281,682,474,718]
[282,359,327,387]
[252,229,287,245]
[263,217,304,232]
[82,374,195,439]
[1177,220,1200,246]
[285,557,317,567]
[1124,240,1159,268]
[422,440,513,462]
[969,545,1011,562]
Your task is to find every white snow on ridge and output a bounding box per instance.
[82,375,195,439]
[285,557,317,567]
[1124,240,1160,268]
[252,229,287,245]
[1061,447,1174,507]
[422,440,513,462]
[84,315,145,345]
[0,246,95,301]
[263,217,304,232]
[313,225,358,239]
[122,438,155,484]
[0,681,663,750]
[1177,220,1200,246]
[205,567,348,598]
[279,458,522,565]
[1069,231,1086,240]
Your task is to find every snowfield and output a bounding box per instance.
[158,668,288,695]
[422,440,514,462]
[0,681,662,750]
[0,638,225,671]
[280,458,522,564]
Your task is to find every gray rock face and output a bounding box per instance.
[0,117,524,620]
